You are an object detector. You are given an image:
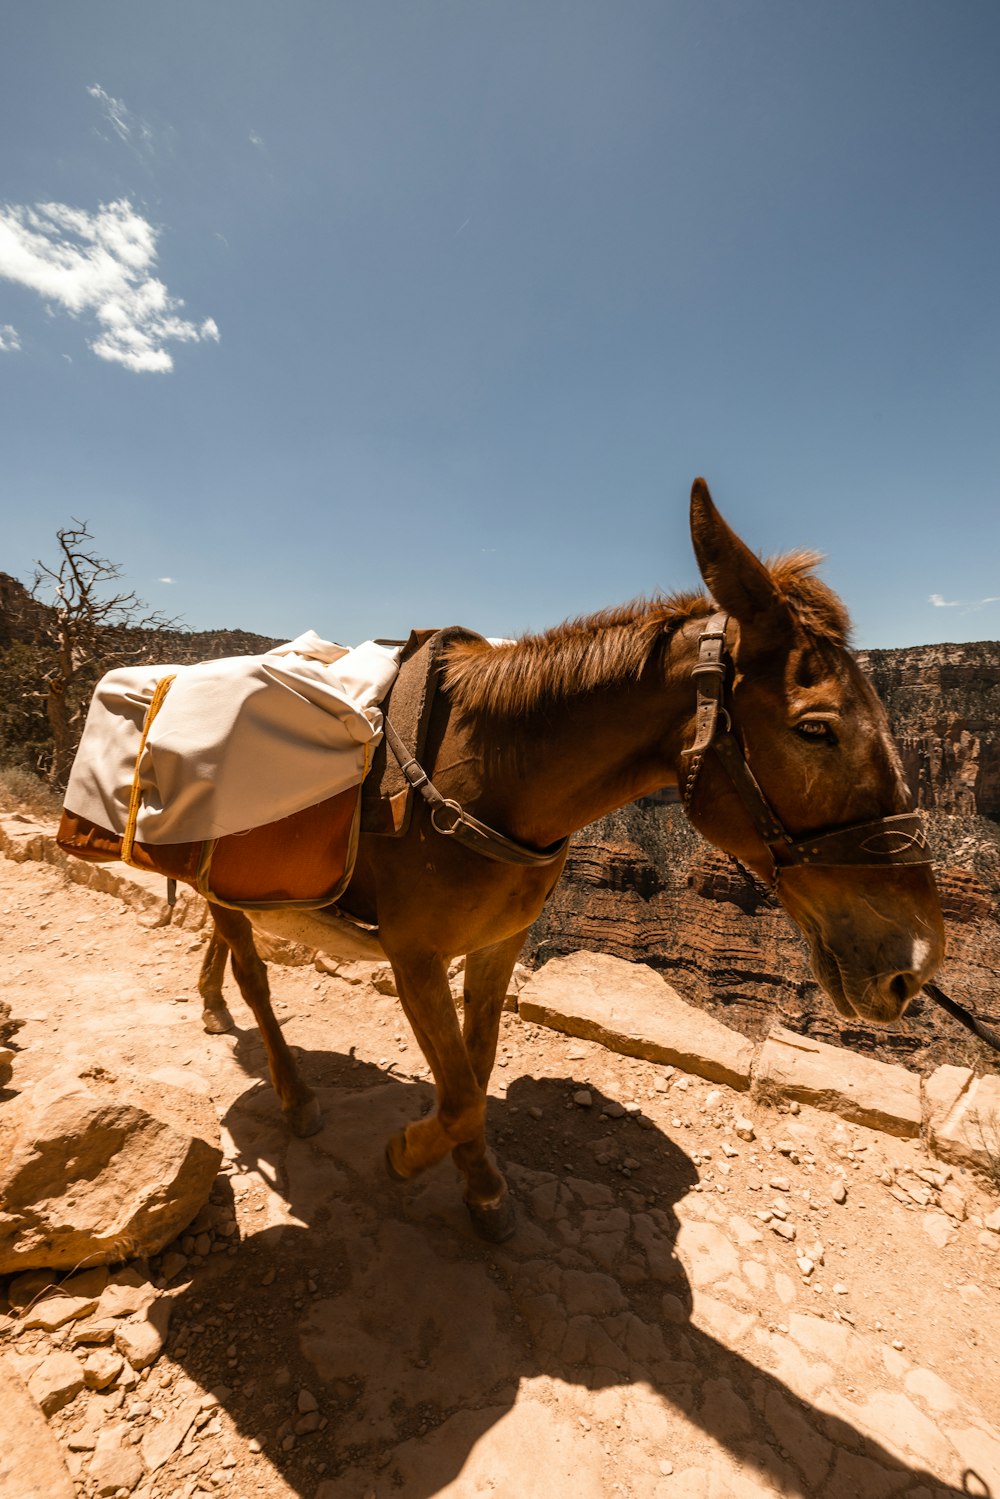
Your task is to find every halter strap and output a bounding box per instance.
[681,615,934,877]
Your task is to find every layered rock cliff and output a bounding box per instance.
[528,640,1000,1075]
[858,641,1000,820]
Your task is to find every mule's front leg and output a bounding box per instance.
[384,950,511,1237]
[449,930,529,1241]
[208,904,321,1137]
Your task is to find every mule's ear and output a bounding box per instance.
[690,478,791,648]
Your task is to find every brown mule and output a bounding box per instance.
[189,480,944,1240]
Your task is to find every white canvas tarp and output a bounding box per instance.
[64,631,402,845]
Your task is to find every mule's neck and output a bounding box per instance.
[467,623,703,849]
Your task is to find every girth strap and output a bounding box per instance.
[382,718,568,868]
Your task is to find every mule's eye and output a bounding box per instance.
[795,717,838,746]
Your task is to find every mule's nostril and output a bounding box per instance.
[889,972,917,1008]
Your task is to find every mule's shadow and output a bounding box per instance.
[164,1033,989,1498]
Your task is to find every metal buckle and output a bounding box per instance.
[431,799,466,836]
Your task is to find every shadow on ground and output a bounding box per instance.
[162,1032,990,1499]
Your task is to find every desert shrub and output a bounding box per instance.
[0,759,62,819]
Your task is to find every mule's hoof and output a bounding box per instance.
[466,1192,516,1243]
[385,1136,410,1182]
[202,1005,235,1035]
[287,1096,322,1138]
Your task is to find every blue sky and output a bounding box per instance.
[2,2,998,649]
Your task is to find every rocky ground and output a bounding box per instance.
[2,848,1000,1499]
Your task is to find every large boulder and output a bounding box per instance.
[754,1025,922,1137]
[0,1359,75,1499]
[0,1064,222,1273]
[516,949,756,1090]
[923,1064,1000,1173]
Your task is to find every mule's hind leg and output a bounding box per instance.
[208,903,321,1137]
[199,930,235,1034]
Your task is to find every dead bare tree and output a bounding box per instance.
[30,520,180,787]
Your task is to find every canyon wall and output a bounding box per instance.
[858,641,1000,821]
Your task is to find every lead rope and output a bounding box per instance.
[925,983,1000,1055]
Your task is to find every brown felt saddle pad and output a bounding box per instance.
[57,783,361,908]
[361,625,484,837]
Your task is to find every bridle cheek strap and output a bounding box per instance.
[681,614,934,881]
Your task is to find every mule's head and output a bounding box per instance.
[681,479,944,1024]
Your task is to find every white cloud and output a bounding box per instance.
[88,84,131,142]
[0,198,220,373]
[0,323,20,352]
[930,590,999,612]
[87,84,154,155]
[158,577,175,584]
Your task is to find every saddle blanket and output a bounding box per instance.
[64,630,403,847]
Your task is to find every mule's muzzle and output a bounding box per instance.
[809,932,938,1025]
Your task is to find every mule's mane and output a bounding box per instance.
[767,549,852,645]
[443,550,851,719]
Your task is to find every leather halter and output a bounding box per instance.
[681,614,934,883]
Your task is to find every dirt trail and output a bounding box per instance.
[2,848,1000,1499]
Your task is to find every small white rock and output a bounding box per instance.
[84,1349,124,1391]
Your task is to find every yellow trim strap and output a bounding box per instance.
[121,674,176,867]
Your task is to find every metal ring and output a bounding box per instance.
[431,799,466,836]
